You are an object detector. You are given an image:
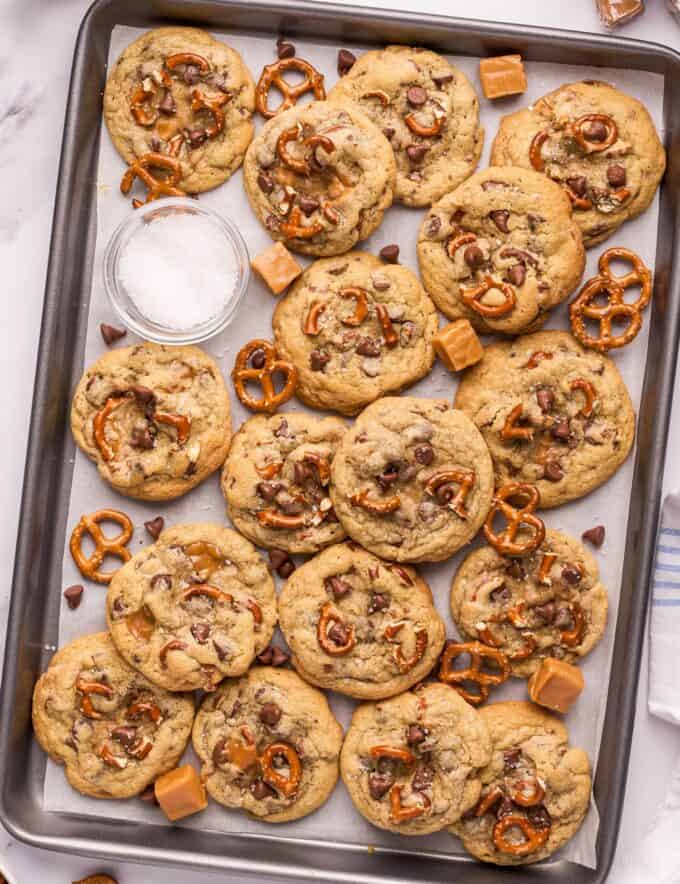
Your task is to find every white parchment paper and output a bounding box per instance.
[43,23,666,870]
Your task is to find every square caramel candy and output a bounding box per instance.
[433,319,484,372]
[252,241,303,295]
[479,55,527,100]
[155,764,208,822]
[597,0,644,28]
[528,658,584,714]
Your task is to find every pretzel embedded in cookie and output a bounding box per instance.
[317,602,356,655]
[492,813,550,856]
[424,469,475,519]
[339,287,369,326]
[260,741,302,797]
[438,640,511,706]
[165,52,211,74]
[389,785,431,822]
[70,509,133,584]
[383,622,428,673]
[461,275,516,318]
[76,676,114,719]
[501,404,534,442]
[571,113,618,153]
[93,391,191,462]
[232,339,298,413]
[190,88,230,138]
[120,152,186,208]
[350,490,401,514]
[255,57,325,118]
[483,484,545,557]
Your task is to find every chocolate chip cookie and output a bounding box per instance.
[451,529,608,678]
[221,413,347,555]
[490,80,666,247]
[272,251,438,415]
[278,542,446,698]
[454,331,635,507]
[327,45,483,207]
[192,666,343,822]
[417,167,585,335]
[450,701,591,865]
[341,682,491,835]
[71,343,231,501]
[107,523,276,692]
[32,632,194,799]
[244,100,396,256]
[104,27,255,193]
[330,397,494,562]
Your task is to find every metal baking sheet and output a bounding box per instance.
[2,2,680,883]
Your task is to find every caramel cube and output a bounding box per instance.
[528,658,584,714]
[597,0,644,28]
[154,764,208,822]
[252,241,303,295]
[479,55,527,100]
[433,319,484,372]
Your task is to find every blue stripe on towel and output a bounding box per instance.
[653,580,680,589]
[652,598,680,606]
[655,562,680,573]
[657,544,680,555]
[661,528,680,536]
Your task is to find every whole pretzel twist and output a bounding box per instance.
[255,57,325,118]
[569,247,652,352]
[483,484,546,557]
[70,509,133,584]
[424,469,476,520]
[232,339,298,413]
[120,152,186,209]
[383,622,428,673]
[492,814,550,857]
[260,741,302,797]
[317,602,356,655]
[461,275,516,318]
[439,641,511,706]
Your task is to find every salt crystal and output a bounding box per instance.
[119,212,239,329]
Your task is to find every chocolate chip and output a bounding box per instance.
[355,337,381,357]
[544,460,564,482]
[527,805,552,829]
[273,419,288,438]
[276,38,296,59]
[406,725,427,746]
[503,748,521,771]
[187,128,207,148]
[159,91,176,115]
[506,264,526,287]
[61,583,84,613]
[257,481,283,501]
[432,73,454,87]
[259,702,282,726]
[463,244,485,269]
[250,348,266,369]
[406,85,427,107]
[131,385,155,406]
[382,126,395,140]
[411,762,434,792]
[489,210,510,234]
[506,560,526,580]
[280,558,297,580]
[533,602,556,624]
[139,784,159,804]
[567,176,588,198]
[111,726,137,748]
[583,120,608,142]
[337,49,356,76]
[367,593,389,615]
[414,444,434,466]
[151,573,172,591]
[379,244,400,264]
[310,349,330,371]
[212,640,229,662]
[552,418,571,441]
[607,164,627,188]
[425,215,441,237]
[368,771,394,799]
[377,462,400,489]
[265,214,279,231]
[212,738,228,766]
[328,621,350,646]
[326,576,352,599]
[554,607,573,630]
[562,565,582,585]
[251,779,276,800]
[183,64,200,85]
[497,797,515,818]
[191,623,211,644]
[490,584,511,604]
[267,645,290,666]
[536,388,555,413]
[257,646,274,664]
[299,194,320,216]
[406,144,429,164]
[144,516,164,540]
[257,172,274,194]
[100,323,126,346]
[130,426,154,450]
[582,525,605,547]
[268,549,289,570]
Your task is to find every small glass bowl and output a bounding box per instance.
[103,197,250,345]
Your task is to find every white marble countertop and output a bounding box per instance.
[1,1,679,881]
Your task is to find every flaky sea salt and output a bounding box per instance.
[119,212,239,329]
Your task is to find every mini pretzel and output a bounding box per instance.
[598,247,653,309]
[475,785,505,817]
[404,108,445,138]
[363,89,390,105]
[569,379,596,418]
[70,509,133,584]
[257,509,307,529]
[529,131,549,172]
[191,88,230,138]
[245,597,263,624]
[76,677,114,720]
[255,57,325,118]
[261,742,302,797]
[478,624,538,662]
[256,461,283,479]
[303,301,326,335]
[559,601,586,647]
[317,602,356,655]
[537,553,557,584]
[128,701,163,724]
[507,777,545,807]
[339,287,369,326]
[446,232,477,260]
[350,490,401,514]
[181,584,233,604]
[280,206,324,240]
[375,304,398,348]
[120,152,186,209]
[389,785,431,822]
[425,469,475,520]
[276,125,334,176]
[232,339,298,413]
[165,53,210,73]
[439,641,511,706]
[461,275,516,318]
[525,351,553,369]
[93,395,126,461]
[98,744,127,769]
[159,639,187,668]
[493,814,550,856]
[571,113,618,153]
[483,484,545,557]
[369,746,415,765]
[302,451,331,485]
[130,84,159,127]
[154,410,191,443]
[501,405,534,442]
[383,622,428,673]
[566,187,593,212]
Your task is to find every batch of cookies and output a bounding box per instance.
[32,24,666,868]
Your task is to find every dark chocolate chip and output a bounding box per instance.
[191,623,211,644]
[425,215,441,237]
[379,244,400,264]
[490,584,511,604]
[376,462,400,489]
[130,385,155,406]
[489,210,510,234]
[554,607,573,629]
[310,349,330,371]
[257,172,274,194]
[212,737,228,766]
[414,443,434,465]
[212,640,230,662]
[552,418,571,441]
[326,576,352,599]
[268,549,289,570]
[328,621,350,646]
[151,573,172,591]
[251,779,276,800]
[506,559,526,580]
[337,49,356,76]
[607,164,627,188]
[497,797,515,818]
[582,525,605,547]
[536,388,555,413]
[250,348,266,369]
[368,771,394,799]
[259,702,282,727]
[527,805,552,829]
[100,323,126,346]
[278,559,296,579]
[187,128,207,148]
[533,602,556,624]
[130,426,154,450]
[111,726,137,748]
[159,91,176,115]
[273,419,289,437]
[139,784,159,804]
[355,337,381,357]
[566,176,588,198]
[406,725,427,746]
[257,481,283,501]
[382,126,395,140]
[544,460,564,482]
[411,762,434,792]
[583,119,608,142]
[503,748,521,771]
[406,85,427,107]
[276,38,296,59]
[432,73,454,87]
[367,593,389,615]
[562,565,583,585]
[64,584,84,610]
[406,144,429,164]
[299,194,321,216]
[463,244,485,269]
[506,264,526,287]
[144,516,164,540]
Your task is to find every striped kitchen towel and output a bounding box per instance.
[650,492,680,724]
